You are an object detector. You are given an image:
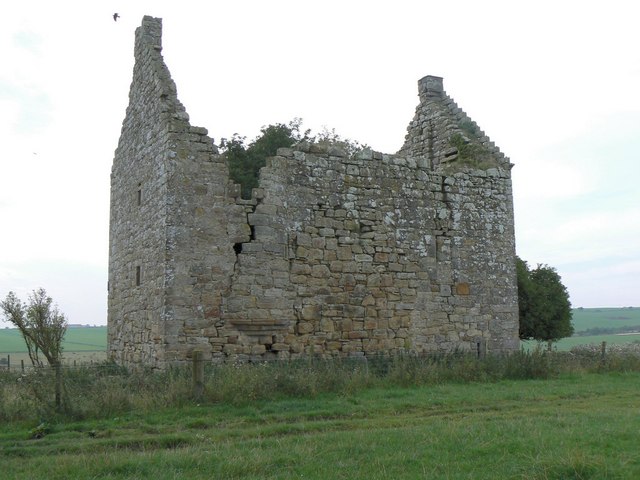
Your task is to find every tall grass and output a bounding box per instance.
[2,346,640,424]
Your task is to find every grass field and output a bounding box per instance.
[2,372,639,479]
[555,333,640,350]
[1,351,107,367]
[0,326,107,367]
[571,307,640,332]
[549,307,640,351]
[0,326,107,353]
[3,311,640,478]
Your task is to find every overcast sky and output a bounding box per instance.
[1,1,638,327]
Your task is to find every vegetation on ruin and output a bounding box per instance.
[447,118,499,170]
[458,119,481,137]
[447,133,495,169]
[220,119,368,198]
[220,119,310,199]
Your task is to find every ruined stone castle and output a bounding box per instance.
[108,16,519,368]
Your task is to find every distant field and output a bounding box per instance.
[549,307,640,351]
[553,333,640,351]
[0,326,106,353]
[0,326,107,367]
[0,351,107,368]
[571,307,640,332]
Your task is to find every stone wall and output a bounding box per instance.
[108,18,174,365]
[108,16,519,368]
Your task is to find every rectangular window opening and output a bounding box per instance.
[136,266,141,286]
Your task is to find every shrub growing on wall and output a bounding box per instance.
[220,119,310,199]
[220,119,367,198]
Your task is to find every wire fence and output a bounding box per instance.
[2,340,635,376]
[0,354,108,372]
[4,344,640,423]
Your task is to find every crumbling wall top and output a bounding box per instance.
[136,16,162,52]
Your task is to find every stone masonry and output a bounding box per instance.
[108,16,520,368]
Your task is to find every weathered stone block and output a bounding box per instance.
[296,321,314,334]
[455,282,471,295]
[300,305,321,321]
[311,265,331,278]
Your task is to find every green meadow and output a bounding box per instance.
[554,333,640,350]
[553,307,640,351]
[0,326,107,366]
[571,306,640,332]
[1,372,640,479]
[2,313,640,479]
[0,326,107,353]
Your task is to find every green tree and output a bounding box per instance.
[516,257,535,338]
[1,288,68,368]
[221,118,310,199]
[1,289,68,410]
[516,257,573,345]
[220,119,368,199]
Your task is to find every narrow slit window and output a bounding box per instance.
[137,183,142,206]
[136,266,141,286]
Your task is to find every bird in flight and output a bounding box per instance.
[113,13,120,22]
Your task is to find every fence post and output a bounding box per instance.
[192,350,204,398]
[477,340,487,359]
[55,362,63,412]
[21,359,24,372]
[601,341,607,361]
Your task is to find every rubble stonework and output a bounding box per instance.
[108,16,520,368]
